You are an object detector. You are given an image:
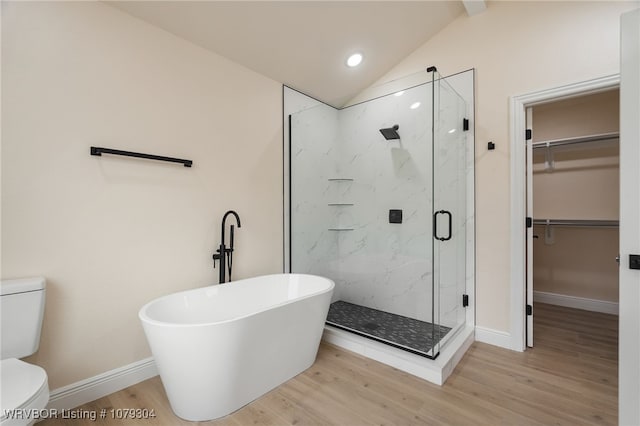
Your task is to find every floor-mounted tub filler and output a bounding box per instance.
[139,273,334,421]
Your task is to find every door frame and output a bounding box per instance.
[618,9,640,424]
[508,74,620,352]
[525,106,533,348]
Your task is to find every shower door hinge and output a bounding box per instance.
[526,129,532,140]
[462,294,469,307]
[526,217,532,228]
[526,304,533,316]
[463,118,470,131]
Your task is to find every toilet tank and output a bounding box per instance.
[0,277,46,359]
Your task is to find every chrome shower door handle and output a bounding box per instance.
[434,210,452,241]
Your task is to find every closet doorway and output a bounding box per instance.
[525,89,620,349]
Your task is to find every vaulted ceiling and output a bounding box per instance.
[110,1,483,107]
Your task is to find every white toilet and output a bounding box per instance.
[0,277,50,426]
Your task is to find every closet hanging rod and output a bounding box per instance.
[532,219,619,228]
[532,132,619,149]
[90,147,192,167]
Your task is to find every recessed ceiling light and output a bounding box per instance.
[410,102,421,109]
[346,53,363,67]
[394,91,405,97]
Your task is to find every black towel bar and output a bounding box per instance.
[90,146,192,167]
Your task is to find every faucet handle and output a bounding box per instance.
[212,252,221,268]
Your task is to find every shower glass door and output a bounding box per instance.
[432,70,468,354]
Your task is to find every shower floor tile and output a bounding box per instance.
[326,301,451,358]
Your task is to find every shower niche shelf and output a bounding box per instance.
[328,179,354,204]
[328,178,355,229]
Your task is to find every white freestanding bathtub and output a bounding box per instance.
[139,273,334,421]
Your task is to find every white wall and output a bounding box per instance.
[1,2,282,389]
[372,0,637,334]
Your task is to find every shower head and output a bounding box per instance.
[379,125,400,140]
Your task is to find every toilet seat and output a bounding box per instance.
[0,358,49,425]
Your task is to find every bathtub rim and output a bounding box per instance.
[138,273,334,328]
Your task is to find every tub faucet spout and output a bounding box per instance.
[213,210,241,284]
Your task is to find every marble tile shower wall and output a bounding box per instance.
[290,104,340,282]
[336,85,434,322]
[291,85,438,323]
[290,71,473,334]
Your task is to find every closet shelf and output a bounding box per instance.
[533,219,619,228]
[532,132,619,149]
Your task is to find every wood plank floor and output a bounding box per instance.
[41,303,618,425]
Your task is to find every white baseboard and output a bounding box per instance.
[474,326,515,351]
[534,291,619,315]
[48,357,158,411]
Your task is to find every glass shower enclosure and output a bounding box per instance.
[287,69,470,358]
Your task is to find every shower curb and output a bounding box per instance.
[323,324,474,386]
